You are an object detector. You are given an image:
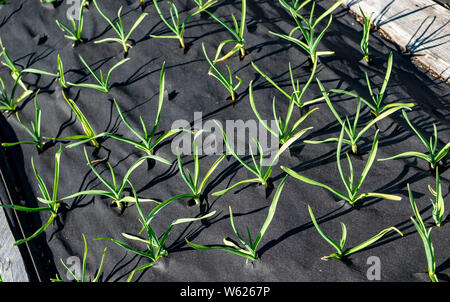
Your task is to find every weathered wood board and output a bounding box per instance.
[343,0,450,83]
[0,208,29,282]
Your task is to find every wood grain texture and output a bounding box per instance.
[0,209,29,282]
[343,0,450,82]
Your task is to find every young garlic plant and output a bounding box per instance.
[206,0,247,62]
[269,0,344,65]
[359,7,373,64]
[308,205,403,260]
[0,41,56,111]
[203,43,242,101]
[49,91,101,149]
[2,91,46,152]
[93,0,148,54]
[251,61,324,109]
[186,176,287,261]
[0,40,55,92]
[305,79,406,155]
[378,110,450,170]
[0,146,64,246]
[151,0,204,49]
[104,98,184,158]
[62,147,169,209]
[283,126,402,206]
[428,168,446,227]
[279,0,312,18]
[212,121,311,196]
[176,131,226,207]
[0,74,33,112]
[51,234,107,282]
[69,55,130,93]
[65,63,182,160]
[193,0,218,12]
[56,54,69,89]
[331,53,415,117]
[0,37,28,91]
[408,184,438,282]
[55,0,87,47]
[97,184,216,282]
[249,80,318,145]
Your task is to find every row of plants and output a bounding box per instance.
[0,0,447,282]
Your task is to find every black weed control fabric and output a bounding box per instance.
[0,0,449,282]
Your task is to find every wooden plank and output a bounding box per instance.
[343,0,450,83]
[0,209,29,282]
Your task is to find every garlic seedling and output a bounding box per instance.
[283,126,402,206]
[93,0,148,54]
[187,176,287,261]
[378,110,450,170]
[69,55,130,93]
[55,0,87,47]
[308,205,403,260]
[203,43,242,101]
[51,234,107,282]
[206,0,247,62]
[331,53,415,117]
[0,146,64,246]
[408,184,439,282]
[97,184,216,281]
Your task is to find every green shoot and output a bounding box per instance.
[269,0,344,64]
[93,0,148,53]
[151,0,203,49]
[193,0,218,11]
[0,146,64,246]
[106,97,184,156]
[251,61,324,109]
[65,63,182,158]
[305,78,407,155]
[62,147,170,209]
[2,91,45,151]
[279,0,312,18]
[96,184,216,282]
[51,234,107,282]
[212,121,311,196]
[378,110,450,170]
[408,184,438,282]
[0,38,58,92]
[308,205,403,260]
[176,131,226,206]
[203,43,242,101]
[359,7,373,63]
[428,168,446,227]
[331,53,415,117]
[283,126,402,206]
[187,176,287,261]
[0,37,27,91]
[249,80,318,145]
[57,54,68,89]
[0,74,33,112]
[49,91,101,149]
[55,0,87,47]
[69,55,130,93]
[206,0,247,62]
